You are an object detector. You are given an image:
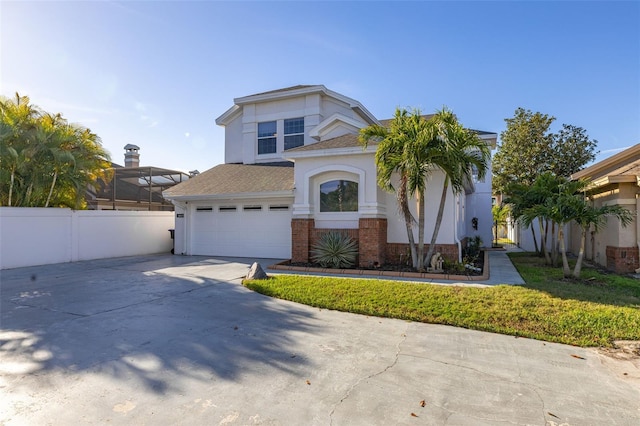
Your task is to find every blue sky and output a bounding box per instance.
[2,1,639,173]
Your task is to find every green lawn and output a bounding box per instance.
[244,252,640,347]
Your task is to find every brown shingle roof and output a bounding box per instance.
[285,134,365,153]
[572,144,640,181]
[604,159,640,177]
[164,163,294,198]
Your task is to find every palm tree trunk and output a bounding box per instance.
[398,175,418,268]
[425,177,449,269]
[417,191,426,270]
[45,171,57,208]
[25,182,33,206]
[530,224,539,254]
[573,227,587,278]
[8,169,15,206]
[559,226,570,277]
[537,218,551,264]
[551,221,558,267]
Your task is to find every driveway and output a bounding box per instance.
[1,255,639,425]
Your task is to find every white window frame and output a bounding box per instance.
[284,117,304,150]
[257,121,277,155]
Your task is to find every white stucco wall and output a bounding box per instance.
[321,97,357,121]
[465,191,493,246]
[221,92,369,165]
[224,114,243,164]
[0,208,174,269]
[385,172,458,244]
[291,152,383,227]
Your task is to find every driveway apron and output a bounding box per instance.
[1,254,639,425]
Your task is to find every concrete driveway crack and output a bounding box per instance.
[9,300,88,318]
[328,322,409,425]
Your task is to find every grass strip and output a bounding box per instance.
[244,253,640,347]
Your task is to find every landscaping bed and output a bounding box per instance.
[270,250,488,281]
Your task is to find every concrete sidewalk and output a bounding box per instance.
[1,254,638,425]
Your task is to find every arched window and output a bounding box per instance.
[319,180,358,212]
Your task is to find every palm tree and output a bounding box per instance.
[491,203,510,245]
[571,193,632,278]
[0,93,40,206]
[359,108,420,268]
[0,93,111,208]
[423,109,491,268]
[361,108,491,271]
[506,173,565,265]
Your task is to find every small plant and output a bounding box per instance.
[464,236,483,263]
[443,259,466,274]
[311,232,358,269]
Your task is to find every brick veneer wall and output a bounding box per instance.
[606,246,639,274]
[291,218,387,267]
[291,217,460,267]
[358,218,387,268]
[291,218,314,263]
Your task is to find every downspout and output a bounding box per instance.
[454,193,462,262]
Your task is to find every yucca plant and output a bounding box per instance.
[310,232,358,269]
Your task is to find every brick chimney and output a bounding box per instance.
[124,144,140,168]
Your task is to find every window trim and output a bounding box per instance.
[257,121,277,155]
[284,117,304,150]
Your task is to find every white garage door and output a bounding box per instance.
[191,202,292,259]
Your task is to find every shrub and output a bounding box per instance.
[311,232,358,269]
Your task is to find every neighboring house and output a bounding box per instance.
[163,85,497,265]
[569,144,640,273]
[88,144,191,211]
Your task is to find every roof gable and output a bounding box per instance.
[215,85,378,126]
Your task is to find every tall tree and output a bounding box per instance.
[548,124,598,178]
[571,199,632,278]
[492,108,555,195]
[360,107,490,271]
[0,93,40,206]
[423,109,491,268]
[0,94,111,208]
[359,108,424,269]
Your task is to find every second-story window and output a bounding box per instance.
[258,121,277,154]
[284,117,304,150]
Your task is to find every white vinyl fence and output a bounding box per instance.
[0,208,174,269]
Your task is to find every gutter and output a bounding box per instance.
[163,190,294,202]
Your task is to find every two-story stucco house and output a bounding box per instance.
[163,85,497,267]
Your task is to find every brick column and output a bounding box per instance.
[291,219,314,263]
[606,246,639,273]
[358,218,387,268]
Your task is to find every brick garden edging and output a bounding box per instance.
[269,250,489,281]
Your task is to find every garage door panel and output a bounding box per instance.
[191,203,291,258]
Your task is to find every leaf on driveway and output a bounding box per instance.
[571,354,586,360]
[419,400,426,407]
[306,380,311,385]
[410,412,418,417]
